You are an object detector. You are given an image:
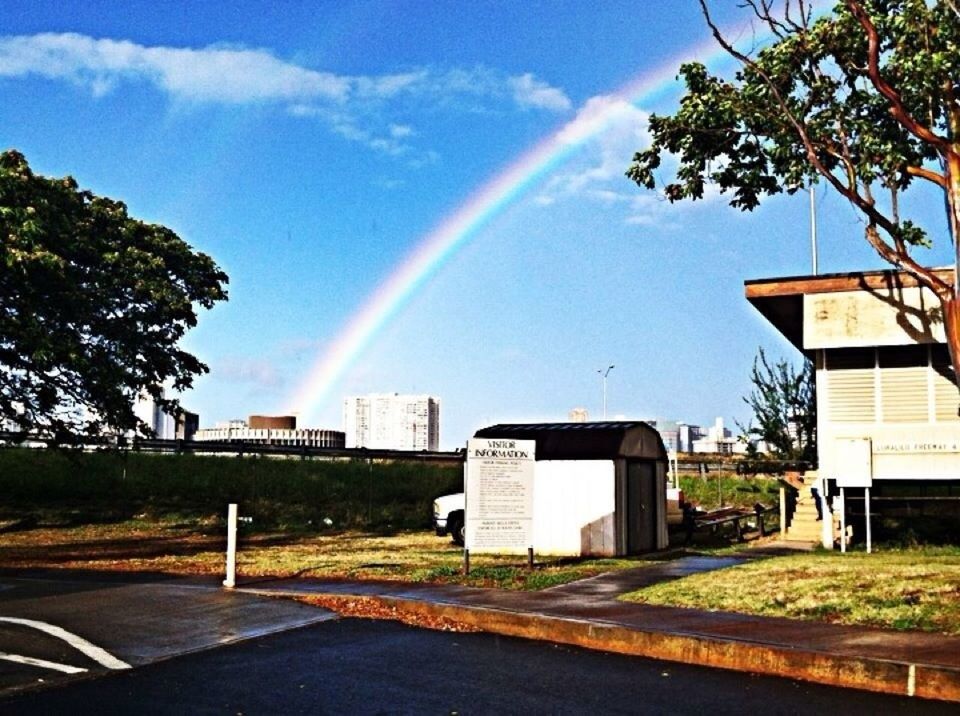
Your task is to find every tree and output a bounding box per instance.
[0,150,228,443]
[741,348,817,462]
[627,0,960,392]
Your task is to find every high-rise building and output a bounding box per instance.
[342,393,440,451]
[132,390,200,440]
[133,390,176,439]
[645,418,705,454]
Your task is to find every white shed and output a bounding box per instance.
[473,422,669,556]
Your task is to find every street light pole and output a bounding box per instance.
[597,365,614,420]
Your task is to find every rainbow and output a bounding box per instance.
[286,36,740,423]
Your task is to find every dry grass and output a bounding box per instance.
[0,519,650,590]
[10,519,958,634]
[621,547,960,634]
[296,595,482,632]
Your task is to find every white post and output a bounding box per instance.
[840,488,847,554]
[819,478,832,549]
[223,503,238,588]
[779,486,786,541]
[865,487,872,554]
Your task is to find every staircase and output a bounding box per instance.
[782,478,823,543]
[781,471,850,547]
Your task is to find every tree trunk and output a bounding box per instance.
[945,296,960,412]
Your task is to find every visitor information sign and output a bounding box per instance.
[464,438,535,553]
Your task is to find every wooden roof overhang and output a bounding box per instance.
[744,268,955,351]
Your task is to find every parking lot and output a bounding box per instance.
[0,570,334,696]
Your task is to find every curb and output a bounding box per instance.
[246,588,960,703]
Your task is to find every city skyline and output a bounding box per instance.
[2,1,955,449]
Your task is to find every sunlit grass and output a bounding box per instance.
[621,547,960,634]
[0,519,661,590]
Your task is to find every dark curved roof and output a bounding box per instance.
[473,422,667,462]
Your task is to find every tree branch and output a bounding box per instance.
[699,0,953,298]
[846,0,958,161]
[905,164,950,188]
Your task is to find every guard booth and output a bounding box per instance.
[746,268,960,548]
[473,422,669,556]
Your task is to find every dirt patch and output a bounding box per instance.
[297,595,482,632]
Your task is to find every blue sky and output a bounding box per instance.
[2,1,954,448]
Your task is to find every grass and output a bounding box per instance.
[4,448,957,634]
[677,473,780,511]
[0,447,462,531]
[4,514,960,633]
[0,516,659,590]
[620,546,960,635]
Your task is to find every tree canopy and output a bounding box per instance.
[627,0,960,386]
[0,150,228,442]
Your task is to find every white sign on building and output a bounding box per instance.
[465,438,535,553]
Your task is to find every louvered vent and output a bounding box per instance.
[825,349,876,423]
[880,368,928,422]
[879,346,928,422]
[827,370,875,423]
[932,346,960,422]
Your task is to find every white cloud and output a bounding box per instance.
[533,93,732,227]
[508,73,571,112]
[556,95,647,147]
[536,95,650,203]
[587,188,631,204]
[389,123,415,138]
[0,33,575,162]
[327,117,412,156]
[625,194,677,228]
[0,33,350,103]
[354,70,427,98]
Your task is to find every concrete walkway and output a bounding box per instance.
[239,554,960,704]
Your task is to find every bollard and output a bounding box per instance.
[223,503,238,588]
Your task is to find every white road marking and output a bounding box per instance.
[0,652,88,674]
[0,617,130,670]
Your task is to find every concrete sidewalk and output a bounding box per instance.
[238,554,960,704]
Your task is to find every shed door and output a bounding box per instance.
[627,461,657,553]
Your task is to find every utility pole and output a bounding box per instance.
[810,184,818,275]
[597,365,614,420]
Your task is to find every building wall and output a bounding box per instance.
[249,415,296,430]
[193,426,345,448]
[648,419,703,453]
[176,411,199,441]
[343,396,370,448]
[526,459,668,557]
[818,344,960,480]
[343,393,440,451]
[133,392,176,439]
[531,460,616,556]
[690,417,746,454]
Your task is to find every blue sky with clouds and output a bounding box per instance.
[2,1,955,447]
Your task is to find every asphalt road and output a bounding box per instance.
[0,571,334,694]
[1,618,955,715]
